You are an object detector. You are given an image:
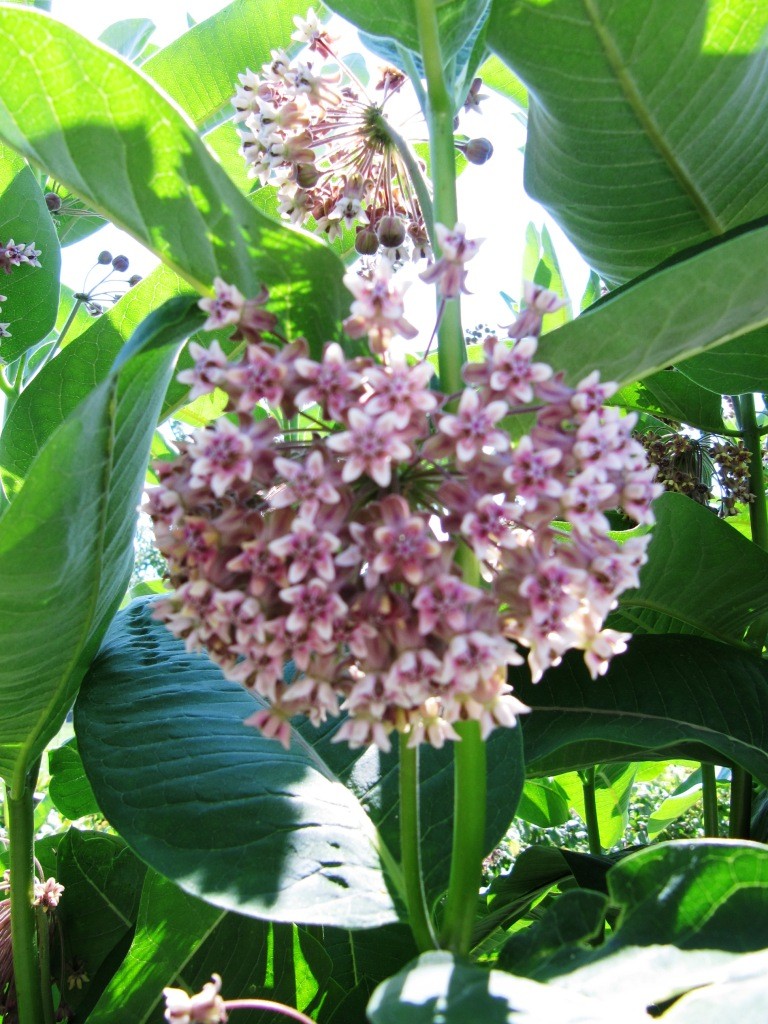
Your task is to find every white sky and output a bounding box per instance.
[51,0,588,333]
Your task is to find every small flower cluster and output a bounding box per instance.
[232,10,429,260]
[147,279,660,753]
[164,973,227,1024]
[0,238,42,339]
[640,430,752,516]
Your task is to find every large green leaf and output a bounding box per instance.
[556,764,637,849]
[0,297,202,794]
[143,0,301,129]
[535,219,768,388]
[610,493,768,643]
[371,842,768,1023]
[75,600,525,925]
[48,739,100,820]
[0,264,189,497]
[611,369,726,433]
[0,142,60,359]
[678,329,768,395]
[87,869,333,1024]
[0,8,346,350]
[487,0,768,282]
[515,635,768,781]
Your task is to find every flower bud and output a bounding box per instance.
[463,138,494,165]
[376,215,405,249]
[97,250,113,265]
[354,227,379,256]
[128,274,143,287]
[112,255,130,272]
[295,163,320,189]
[45,192,62,212]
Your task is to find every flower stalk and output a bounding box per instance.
[399,735,438,951]
[581,767,602,855]
[7,763,45,1024]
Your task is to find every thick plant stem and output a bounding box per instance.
[440,720,486,955]
[413,0,466,397]
[399,735,438,951]
[730,393,768,838]
[701,763,719,838]
[7,764,45,1024]
[581,768,602,856]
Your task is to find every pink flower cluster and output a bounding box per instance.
[147,283,660,752]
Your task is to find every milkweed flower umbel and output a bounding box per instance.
[148,280,661,754]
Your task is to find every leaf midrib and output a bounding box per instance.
[580,0,726,237]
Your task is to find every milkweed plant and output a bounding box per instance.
[0,2,767,1023]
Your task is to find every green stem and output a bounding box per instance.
[397,45,427,114]
[414,0,466,397]
[581,768,602,856]
[7,763,45,1024]
[439,720,486,955]
[399,735,438,951]
[42,296,84,369]
[729,393,768,838]
[701,763,719,838]
[380,118,435,244]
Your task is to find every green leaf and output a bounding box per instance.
[535,220,768,387]
[48,739,101,820]
[678,329,768,395]
[50,829,147,1016]
[516,778,571,828]
[477,54,527,109]
[325,0,491,66]
[99,18,156,61]
[556,764,637,849]
[76,600,526,925]
[87,868,333,1024]
[611,493,768,643]
[143,0,301,129]
[487,0,768,282]
[515,634,768,782]
[0,264,190,497]
[0,297,202,792]
[0,142,60,360]
[0,8,346,351]
[611,369,726,433]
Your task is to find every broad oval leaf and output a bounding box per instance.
[75,600,526,925]
[0,297,202,793]
[515,634,768,781]
[487,0,768,282]
[0,142,60,359]
[535,220,768,388]
[0,8,346,350]
[611,369,726,434]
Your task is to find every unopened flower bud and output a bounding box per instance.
[97,250,113,265]
[376,215,405,249]
[295,163,320,189]
[45,192,62,212]
[355,227,379,256]
[128,274,142,287]
[463,138,493,165]
[112,255,130,272]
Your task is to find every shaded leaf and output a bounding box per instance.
[612,369,726,433]
[48,739,100,820]
[516,778,571,828]
[0,8,346,351]
[678,329,768,395]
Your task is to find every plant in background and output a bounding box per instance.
[1,2,768,1023]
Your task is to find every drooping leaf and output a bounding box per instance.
[76,600,526,925]
[610,493,768,644]
[0,297,202,793]
[48,739,101,820]
[534,219,768,388]
[515,634,768,781]
[143,0,301,129]
[0,8,346,351]
[0,142,60,359]
[487,0,768,282]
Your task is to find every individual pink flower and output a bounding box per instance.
[269,513,341,583]
[419,222,482,298]
[270,450,341,511]
[364,359,438,428]
[188,419,254,497]
[294,342,362,419]
[280,578,347,639]
[485,337,552,404]
[343,262,418,352]
[198,277,245,331]
[504,436,563,507]
[176,340,229,400]
[225,343,286,409]
[413,575,483,635]
[326,409,411,486]
[440,631,523,693]
[33,877,64,911]
[505,281,567,339]
[438,387,509,462]
[371,495,441,585]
